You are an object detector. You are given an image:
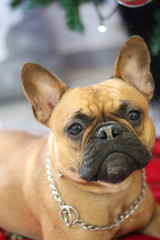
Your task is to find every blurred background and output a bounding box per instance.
[0,0,160,136]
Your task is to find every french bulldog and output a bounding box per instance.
[0,36,160,240]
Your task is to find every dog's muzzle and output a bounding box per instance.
[79,122,150,184]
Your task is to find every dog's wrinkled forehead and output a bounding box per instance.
[64,79,148,120]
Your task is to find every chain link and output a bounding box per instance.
[45,157,146,231]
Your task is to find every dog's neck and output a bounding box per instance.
[45,153,146,231]
[45,134,147,232]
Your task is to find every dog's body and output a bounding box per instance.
[0,36,160,240]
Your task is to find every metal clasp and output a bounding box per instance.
[60,205,79,227]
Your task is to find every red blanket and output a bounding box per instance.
[0,139,160,240]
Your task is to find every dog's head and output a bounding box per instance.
[21,36,155,189]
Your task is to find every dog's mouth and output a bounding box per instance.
[79,151,142,183]
[79,122,151,184]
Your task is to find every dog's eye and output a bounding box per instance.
[68,123,82,135]
[128,110,141,121]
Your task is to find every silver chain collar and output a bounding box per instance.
[45,156,146,232]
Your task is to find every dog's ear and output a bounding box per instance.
[21,63,68,125]
[113,36,154,101]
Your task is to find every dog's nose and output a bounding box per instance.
[96,124,122,139]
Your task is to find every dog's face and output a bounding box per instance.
[21,36,155,187]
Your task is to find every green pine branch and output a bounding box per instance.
[150,9,160,56]
[60,0,84,32]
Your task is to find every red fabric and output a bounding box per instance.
[121,234,160,240]
[0,231,6,240]
[145,138,160,204]
[153,139,160,156]
[0,139,160,240]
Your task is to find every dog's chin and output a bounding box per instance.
[97,152,139,183]
[80,152,142,184]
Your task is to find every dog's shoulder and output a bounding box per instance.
[0,129,45,142]
[0,129,48,157]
